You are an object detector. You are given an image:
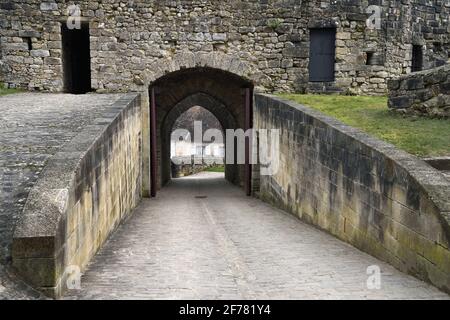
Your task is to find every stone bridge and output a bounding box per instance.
[1,1,450,299]
[0,70,449,299]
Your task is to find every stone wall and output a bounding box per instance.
[171,156,224,178]
[254,94,450,293]
[0,0,449,95]
[11,93,142,298]
[388,64,450,118]
[0,93,123,265]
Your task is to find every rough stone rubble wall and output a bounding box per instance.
[0,0,449,95]
[254,94,450,293]
[388,64,450,118]
[12,93,142,298]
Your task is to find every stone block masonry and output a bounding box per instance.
[0,93,123,265]
[0,0,449,95]
[11,93,142,298]
[254,94,450,294]
[388,64,450,118]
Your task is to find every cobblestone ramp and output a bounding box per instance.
[66,172,449,300]
[0,93,122,298]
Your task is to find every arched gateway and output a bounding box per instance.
[148,64,255,197]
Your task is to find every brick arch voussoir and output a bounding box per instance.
[145,51,258,86]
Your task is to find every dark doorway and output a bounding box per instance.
[309,28,336,82]
[412,45,423,72]
[61,23,91,94]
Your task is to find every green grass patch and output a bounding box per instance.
[0,83,22,96]
[278,94,450,157]
[205,165,225,173]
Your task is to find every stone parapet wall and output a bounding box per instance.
[388,64,450,118]
[0,0,449,95]
[0,93,123,264]
[11,93,142,298]
[171,157,224,178]
[254,94,450,293]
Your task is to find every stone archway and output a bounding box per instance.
[139,52,264,197]
[143,51,265,88]
[160,92,238,186]
[147,65,254,196]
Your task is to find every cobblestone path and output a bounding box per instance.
[66,172,449,300]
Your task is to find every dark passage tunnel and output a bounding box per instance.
[149,67,254,195]
[169,106,226,179]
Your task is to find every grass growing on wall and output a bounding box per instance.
[279,94,450,157]
[0,84,22,96]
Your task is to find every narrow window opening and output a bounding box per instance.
[366,51,383,66]
[433,42,442,52]
[309,28,336,82]
[411,45,423,72]
[61,22,92,94]
[366,52,374,65]
[23,37,32,50]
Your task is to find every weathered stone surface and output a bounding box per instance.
[282,46,309,58]
[421,94,450,117]
[388,64,450,118]
[387,79,400,90]
[43,57,60,65]
[10,93,142,298]
[18,30,40,38]
[39,2,58,11]
[388,95,413,109]
[30,50,49,58]
[212,33,227,42]
[0,93,123,266]
[2,43,28,51]
[0,1,449,94]
[254,94,450,294]
[405,78,424,90]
